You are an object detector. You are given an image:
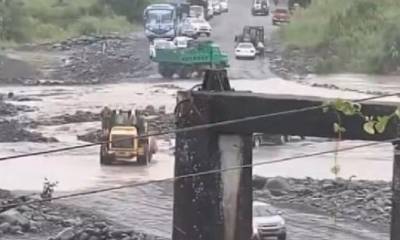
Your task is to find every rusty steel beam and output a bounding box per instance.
[186,91,399,141]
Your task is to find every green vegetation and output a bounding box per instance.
[0,0,152,44]
[280,0,400,74]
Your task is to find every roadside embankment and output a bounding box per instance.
[254,176,391,225]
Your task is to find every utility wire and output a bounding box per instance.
[0,92,398,162]
[0,137,396,211]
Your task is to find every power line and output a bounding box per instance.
[0,137,396,211]
[0,92,397,162]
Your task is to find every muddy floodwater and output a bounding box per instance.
[0,78,397,191]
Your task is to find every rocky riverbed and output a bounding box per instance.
[0,190,165,240]
[0,33,156,86]
[48,34,156,85]
[254,176,392,225]
[0,99,57,143]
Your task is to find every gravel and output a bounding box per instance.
[0,191,166,240]
[254,176,392,225]
[48,34,156,85]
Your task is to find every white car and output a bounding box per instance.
[180,18,198,37]
[188,18,212,37]
[173,36,193,48]
[212,1,222,15]
[149,39,175,59]
[220,0,228,12]
[235,42,257,59]
[190,5,205,19]
[252,201,287,240]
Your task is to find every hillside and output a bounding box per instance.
[0,0,150,45]
[280,0,400,74]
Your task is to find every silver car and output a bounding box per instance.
[253,201,287,240]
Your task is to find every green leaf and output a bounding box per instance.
[375,116,390,134]
[363,121,376,135]
[352,103,362,112]
[333,123,346,133]
[395,108,400,118]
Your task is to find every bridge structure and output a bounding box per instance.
[172,69,400,240]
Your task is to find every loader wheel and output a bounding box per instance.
[100,145,113,165]
[138,142,151,165]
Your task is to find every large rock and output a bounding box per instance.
[253,176,267,190]
[265,177,291,196]
[0,209,30,228]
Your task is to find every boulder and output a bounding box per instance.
[0,209,30,228]
[253,176,267,190]
[265,177,291,196]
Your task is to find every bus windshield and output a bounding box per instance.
[146,9,174,24]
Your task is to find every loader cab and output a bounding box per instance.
[109,126,138,154]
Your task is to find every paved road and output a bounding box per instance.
[209,0,277,79]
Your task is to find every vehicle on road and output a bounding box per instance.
[234,26,265,55]
[252,201,287,240]
[207,0,214,18]
[188,0,212,20]
[189,5,205,19]
[272,8,290,25]
[251,0,270,16]
[149,39,176,59]
[152,40,229,79]
[212,0,222,15]
[189,18,212,37]
[173,36,194,48]
[288,0,311,11]
[143,4,178,40]
[253,133,287,147]
[100,108,157,165]
[220,0,228,12]
[252,133,306,147]
[235,42,256,59]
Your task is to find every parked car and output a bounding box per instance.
[235,42,256,59]
[272,8,290,25]
[252,201,287,240]
[251,0,270,16]
[149,39,175,59]
[220,0,228,12]
[188,18,212,37]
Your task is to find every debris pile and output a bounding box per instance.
[50,34,156,84]
[0,101,34,116]
[0,120,58,143]
[254,176,392,225]
[41,111,100,125]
